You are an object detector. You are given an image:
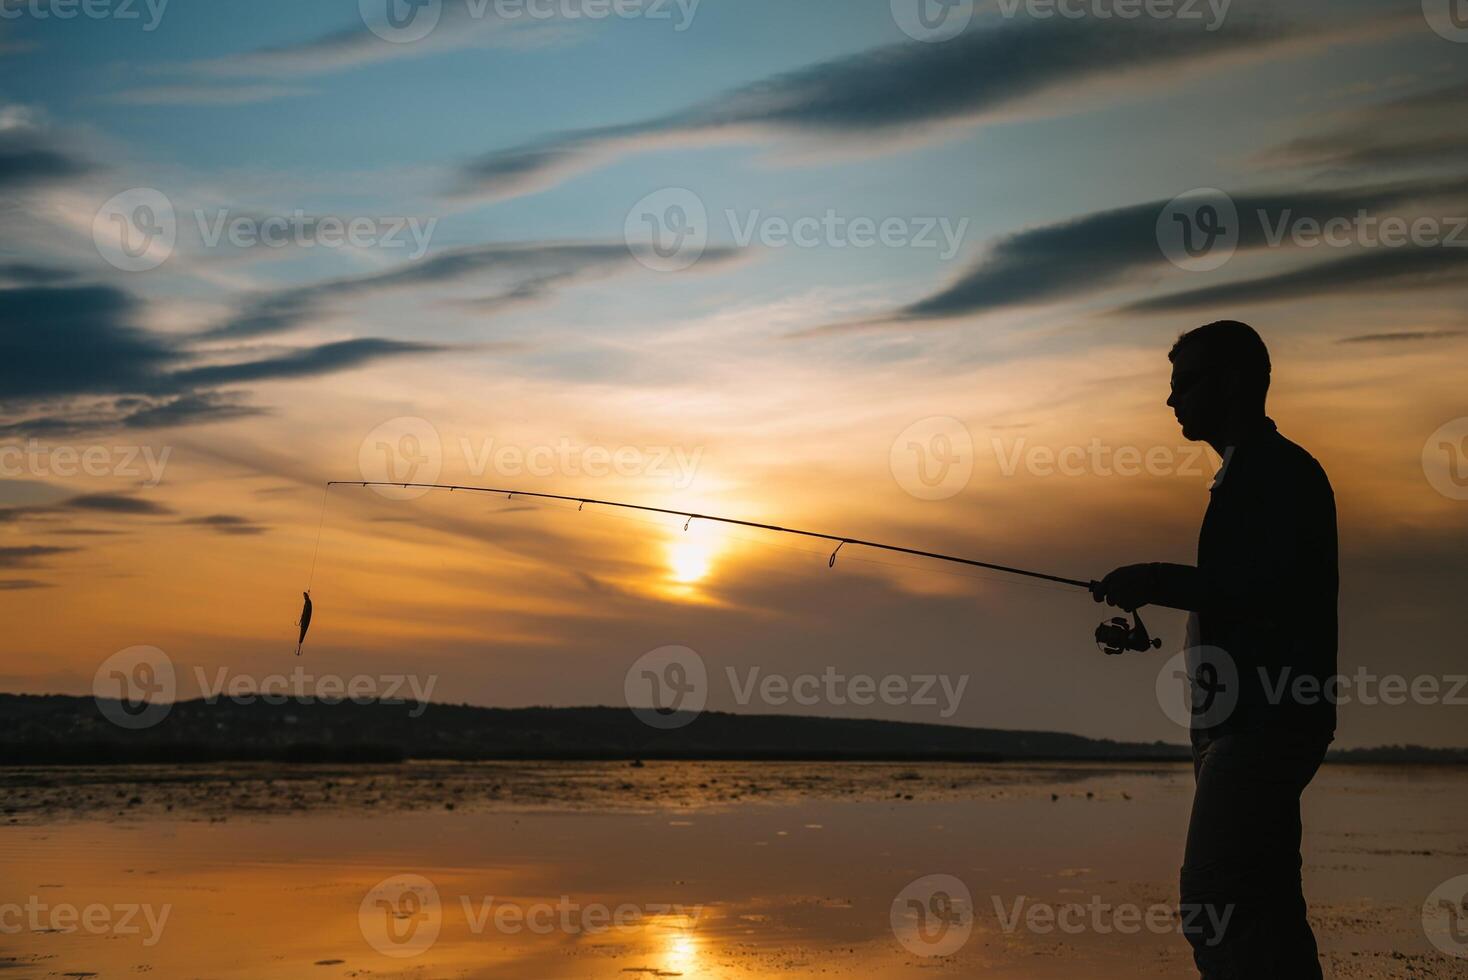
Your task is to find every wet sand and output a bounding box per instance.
[1,761,1464,978]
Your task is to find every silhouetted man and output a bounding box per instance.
[1093,320,1337,979]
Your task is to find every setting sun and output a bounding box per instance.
[666,522,724,586]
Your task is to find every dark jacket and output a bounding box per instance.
[1159,418,1338,738]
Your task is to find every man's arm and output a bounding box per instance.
[1095,456,1333,619]
[1093,562,1201,612]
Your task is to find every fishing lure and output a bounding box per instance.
[295,591,312,656]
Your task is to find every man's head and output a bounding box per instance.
[1166,320,1270,444]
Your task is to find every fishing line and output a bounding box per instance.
[313,480,1163,655]
[520,496,1077,596]
[305,482,333,591]
[329,481,1093,588]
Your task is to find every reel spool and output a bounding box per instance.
[1095,607,1163,656]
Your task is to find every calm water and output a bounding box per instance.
[2,762,1465,979]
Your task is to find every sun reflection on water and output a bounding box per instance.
[660,926,702,975]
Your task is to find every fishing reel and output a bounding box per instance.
[1094,607,1163,656]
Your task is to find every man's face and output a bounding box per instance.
[1166,342,1221,443]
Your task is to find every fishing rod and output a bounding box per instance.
[306,481,1163,656]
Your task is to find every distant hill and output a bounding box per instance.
[2,695,1460,765]
[0,693,1190,764]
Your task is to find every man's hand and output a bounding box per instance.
[1092,564,1157,610]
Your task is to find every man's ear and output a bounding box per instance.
[1218,368,1244,400]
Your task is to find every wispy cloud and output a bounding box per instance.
[175,1,578,80]
[1257,80,1468,174]
[451,12,1409,201]
[181,514,268,535]
[62,494,174,515]
[0,283,449,436]
[1338,329,1466,344]
[0,492,173,524]
[799,174,1468,334]
[210,241,744,339]
[0,579,53,590]
[102,84,313,107]
[0,262,77,286]
[0,545,76,568]
[1120,245,1468,314]
[0,108,94,190]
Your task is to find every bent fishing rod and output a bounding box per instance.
[308,480,1164,656]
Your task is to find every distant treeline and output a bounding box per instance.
[1,694,1460,766]
[0,693,1188,765]
[1325,744,1468,764]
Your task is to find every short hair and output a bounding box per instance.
[1169,319,1271,397]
